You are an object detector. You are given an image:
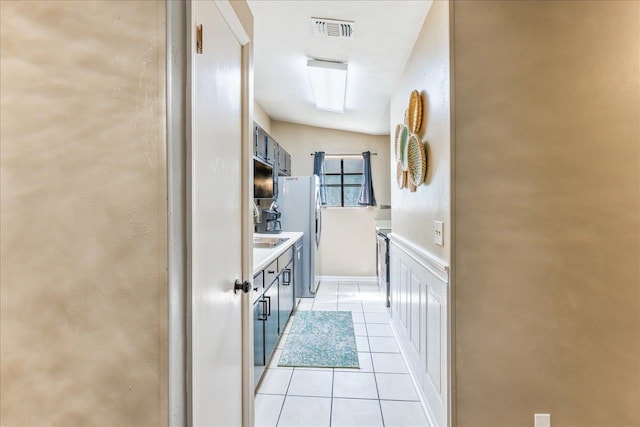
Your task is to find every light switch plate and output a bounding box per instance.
[434,221,444,246]
[534,414,551,427]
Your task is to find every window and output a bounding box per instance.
[323,158,363,207]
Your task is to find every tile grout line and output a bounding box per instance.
[274,364,295,427]
[360,280,388,427]
[329,368,335,426]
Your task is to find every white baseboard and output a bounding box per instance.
[318,275,377,283]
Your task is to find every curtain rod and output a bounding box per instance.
[309,152,377,156]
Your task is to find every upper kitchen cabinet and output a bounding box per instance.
[254,125,268,162]
[277,146,291,176]
[266,134,278,165]
[253,122,292,176]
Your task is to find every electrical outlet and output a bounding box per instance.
[434,221,444,246]
[534,414,550,427]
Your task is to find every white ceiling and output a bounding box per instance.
[248,1,432,136]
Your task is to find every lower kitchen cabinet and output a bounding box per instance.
[253,298,266,382]
[263,280,279,362]
[253,245,298,389]
[278,261,294,332]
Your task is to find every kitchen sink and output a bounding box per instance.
[253,236,288,249]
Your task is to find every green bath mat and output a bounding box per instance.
[279,311,359,369]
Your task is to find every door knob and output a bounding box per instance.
[234,279,251,294]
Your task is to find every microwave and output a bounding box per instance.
[254,159,274,199]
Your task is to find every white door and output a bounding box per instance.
[188,1,247,425]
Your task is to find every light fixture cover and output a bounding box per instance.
[307,59,348,113]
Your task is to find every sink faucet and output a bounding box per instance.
[252,201,261,225]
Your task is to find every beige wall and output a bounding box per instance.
[254,102,272,134]
[390,0,450,263]
[452,1,640,426]
[0,1,167,425]
[271,121,390,276]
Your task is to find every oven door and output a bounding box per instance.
[376,233,387,294]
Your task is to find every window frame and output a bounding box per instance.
[323,158,363,208]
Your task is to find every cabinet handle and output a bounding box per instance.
[268,270,275,274]
[259,299,268,321]
[282,268,291,286]
[265,295,271,316]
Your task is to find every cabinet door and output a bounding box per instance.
[266,135,278,165]
[253,125,259,157]
[294,244,304,306]
[285,152,291,175]
[264,280,279,362]
[277,147,286,175]
[253,298,266,386]
[255,126,267,160]
[278,261,294,332]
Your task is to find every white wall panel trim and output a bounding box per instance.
[389,233,449,283]
[390,237,449,427]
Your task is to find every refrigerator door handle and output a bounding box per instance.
[319,205,322,243]
[315,198,322,247]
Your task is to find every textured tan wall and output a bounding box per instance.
[271,121,390,277]
[390,0,450,263]
[0,1,168,426]
[453,1,640,426]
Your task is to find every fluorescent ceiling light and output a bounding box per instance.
[307,59,348,113]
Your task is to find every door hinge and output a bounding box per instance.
[196,24,203,54]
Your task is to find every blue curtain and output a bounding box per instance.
[313,151,327,205]
[358,151,376,206]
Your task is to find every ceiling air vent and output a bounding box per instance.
[311,18,354,40]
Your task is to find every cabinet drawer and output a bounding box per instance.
[278,246,293,270]
[264,260,278,286]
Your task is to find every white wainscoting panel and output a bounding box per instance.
[389,234,449,427]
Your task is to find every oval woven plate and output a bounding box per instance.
[399,126,409,171]
[408,90,423,134]
[407,134,426,186]
[396,161,407,189]
[394,124,402,163]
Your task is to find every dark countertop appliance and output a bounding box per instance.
[256,201,282,234]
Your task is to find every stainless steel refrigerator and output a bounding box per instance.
[278,175,322,298]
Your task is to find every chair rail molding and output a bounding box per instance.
[388,233,449,284]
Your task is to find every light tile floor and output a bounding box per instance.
[255,281,430,427]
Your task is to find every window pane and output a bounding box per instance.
[344,186,361,207]
[344,174,363,185]
[324,158,341,174]
[343,159,363,174]
[325,186,341,207]
[325,174,341,185]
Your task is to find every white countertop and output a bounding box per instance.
[374,220,391,230]
[253,232,303,274]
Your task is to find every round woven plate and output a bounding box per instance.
[407,134,426,186]
[396,161,407,189]
[408,90,423,134]
[394,124,402,163]
[399,126,409,171]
